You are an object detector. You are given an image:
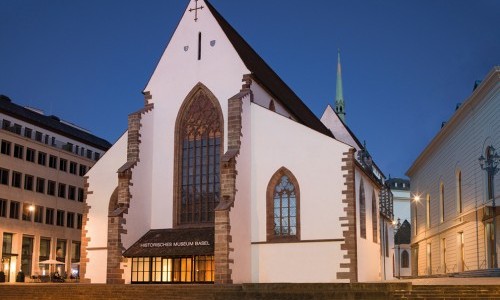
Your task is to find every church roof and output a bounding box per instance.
[205,0,333,138]
[394,220,411,245]
[0,95,112,150]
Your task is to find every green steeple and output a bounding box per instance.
[335,49,346,122]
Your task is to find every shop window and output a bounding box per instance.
[131,256,214,283]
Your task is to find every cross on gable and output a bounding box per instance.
[189,0,204,22]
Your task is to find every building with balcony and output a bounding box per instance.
[0,95,111,282]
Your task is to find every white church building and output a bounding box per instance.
[82,0,393,284]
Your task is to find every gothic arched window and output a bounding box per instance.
[372,190,378,243]
[401,250,409,268]
[359,179,366,239]
[174,84,223,226]
[267,167,300,241]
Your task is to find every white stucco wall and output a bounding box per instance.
[320,105,361,151]
[85,132,127,283]
[123,109,154,250]
[230,94,252,283]
[355,170,383,282]
[250,103,351,283]
[143,0,250,230]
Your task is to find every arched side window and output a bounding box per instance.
[174,84,223,226]
[457,171,462,214]
[440,182,445,223]
[426,194,431,229]
[266,167,300,242]
[359,179,366,239]
[372,190,378,243]
[401,250,409,268]
[486,146,494,201]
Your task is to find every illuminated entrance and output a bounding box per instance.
[124,228,214,284]
[131,255,214,283]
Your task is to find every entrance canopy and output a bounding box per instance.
[123,227,214,257]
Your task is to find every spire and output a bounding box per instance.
[335,49,346,122]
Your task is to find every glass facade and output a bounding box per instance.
[131,255,214,284]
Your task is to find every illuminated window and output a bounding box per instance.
[131,256,214,283]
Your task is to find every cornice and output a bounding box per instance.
[406,67,500,177]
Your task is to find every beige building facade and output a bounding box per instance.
[407,67,500,276]
[0,95,110,282]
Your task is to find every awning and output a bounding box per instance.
[123,227,214,257]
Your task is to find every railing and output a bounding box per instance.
[1,125,100,161]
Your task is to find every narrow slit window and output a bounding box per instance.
[198,32,202,60]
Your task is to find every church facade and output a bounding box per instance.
[82,0,392,284]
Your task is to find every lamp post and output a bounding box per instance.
[479,145,500,269]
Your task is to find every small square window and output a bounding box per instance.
[38,152,47,166]
[49,155,57,169]
[26,148,36,162]
[24,174,34,191]
[24,128,33,138]
[13,144,23,159]
[1,140,11,155]
[11,171,22,188]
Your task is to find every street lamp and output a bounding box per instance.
[479,145,500,269]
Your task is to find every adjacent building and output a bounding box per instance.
[387,178,411,224]
[394,220,411,278]
[0,95,111,282]
[407,66,500,276]
[82,0,393,284]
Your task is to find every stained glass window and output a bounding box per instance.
[273,175,297,236]
[178,91,221,225]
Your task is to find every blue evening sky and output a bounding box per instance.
[1,0,499,178]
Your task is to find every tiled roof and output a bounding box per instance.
[205,1,333,138]
[395,220,411,245]
[0,95,112,150]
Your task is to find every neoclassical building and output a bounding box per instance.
[82,0,393,284]
[407,66,500,276]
